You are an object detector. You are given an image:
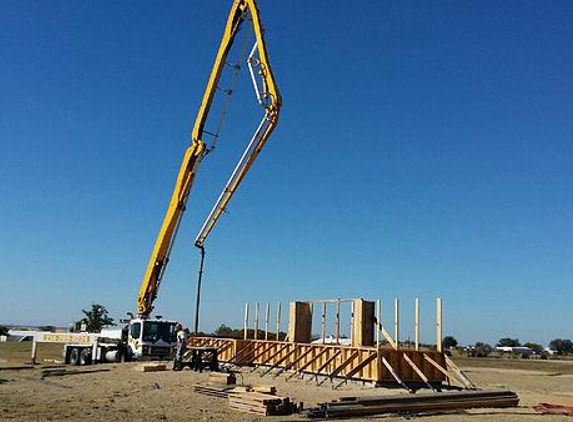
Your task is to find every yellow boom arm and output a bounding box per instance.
[136,0,281,317]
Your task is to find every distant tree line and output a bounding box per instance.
[212,324,287,341]
[455,336,573,358]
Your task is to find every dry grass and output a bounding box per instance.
[455,356,573,375]
[0,342,63,366]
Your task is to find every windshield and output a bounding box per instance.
[142,322,177,343]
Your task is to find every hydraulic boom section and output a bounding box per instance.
[136,0,281,318]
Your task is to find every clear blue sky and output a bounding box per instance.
[0,1,571,346]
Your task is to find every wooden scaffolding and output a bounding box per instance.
[188,298,474,389]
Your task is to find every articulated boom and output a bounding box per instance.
[136,0,281,317]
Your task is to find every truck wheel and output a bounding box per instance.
[79,348,92,366]
[69,348,81,366]
[120,349,132,363]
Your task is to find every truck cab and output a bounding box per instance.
[127,318,177,360]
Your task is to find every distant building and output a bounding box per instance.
[312,335,352,346]
[6,330,35,342]
[495,346,534,355]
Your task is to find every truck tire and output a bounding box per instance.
[120,348,132,363]
[69,347,81,366]
[79,348,92,366]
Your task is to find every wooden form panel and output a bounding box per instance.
[189,337,447,384]
[378,349,447,383]
[287,301,312,343]
[188,337,249,362]
[352,299,375,347]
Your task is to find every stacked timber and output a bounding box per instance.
[228,392,296,416]
[308,389,519,418]
[193,384,277,399]
[193,384,236,398]
[135,364,167,372]
[209,371,236,385]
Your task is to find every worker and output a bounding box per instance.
[173,323,188,371]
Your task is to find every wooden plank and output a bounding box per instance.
[265,302,270,340]
[325,350,360,380]
[374,318,397,349]
[423,353,450,379]
[314,390,519,418]
[334,352,378,389]
[321,301,326,343]
[315,350,341,374]
[252,343,290,371]
[250,384,277,394]
[243,302,249,340]
[232,342,266,365]
[254,302,260,340]
[394,298,400,349]
[226,344,250,364]
[216,340,233,356]
[445,355,477,390]
[286,347,329,380]
[287,302,312,343]
[275,346,314,378]
[403,353,436,391]
[276,301,281,340]
[249,342,278,365]
[352,299,375,347]
[436,298,443,352]
[317,351,350,386]
[415,298,420,351]
[376,299,381,347]
[260,345,297,377]
[136,364,167,372]
[379,356,411,391]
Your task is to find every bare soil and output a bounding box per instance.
[1,343,573,421]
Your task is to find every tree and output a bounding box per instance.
[523,342,543,354]
[81,304,114,332]
[472,342,493,357]
[497,338,521,347]
[549,339,573,355]
[214,324,234,338]
[443,336,458,349]
[0,325,8,336]
[39,325,56,332]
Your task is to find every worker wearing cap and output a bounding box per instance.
[173,323,188,371]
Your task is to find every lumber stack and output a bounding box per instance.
[135,363,167,372]
[228,392,296,416]
[193,384,277,399]
[308,389,519,418]
[208,371,236,385]
[193,384,235,398]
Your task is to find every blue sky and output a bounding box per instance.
[0,1,571,346]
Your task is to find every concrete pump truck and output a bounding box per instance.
[63,0,281,365]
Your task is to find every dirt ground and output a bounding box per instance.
[1,343,573,421]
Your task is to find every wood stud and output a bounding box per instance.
[415,298,420,351]
[437,298,443,353]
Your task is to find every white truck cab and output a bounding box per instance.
[126,318,177,359]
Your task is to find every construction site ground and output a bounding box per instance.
[1,343,573,421]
